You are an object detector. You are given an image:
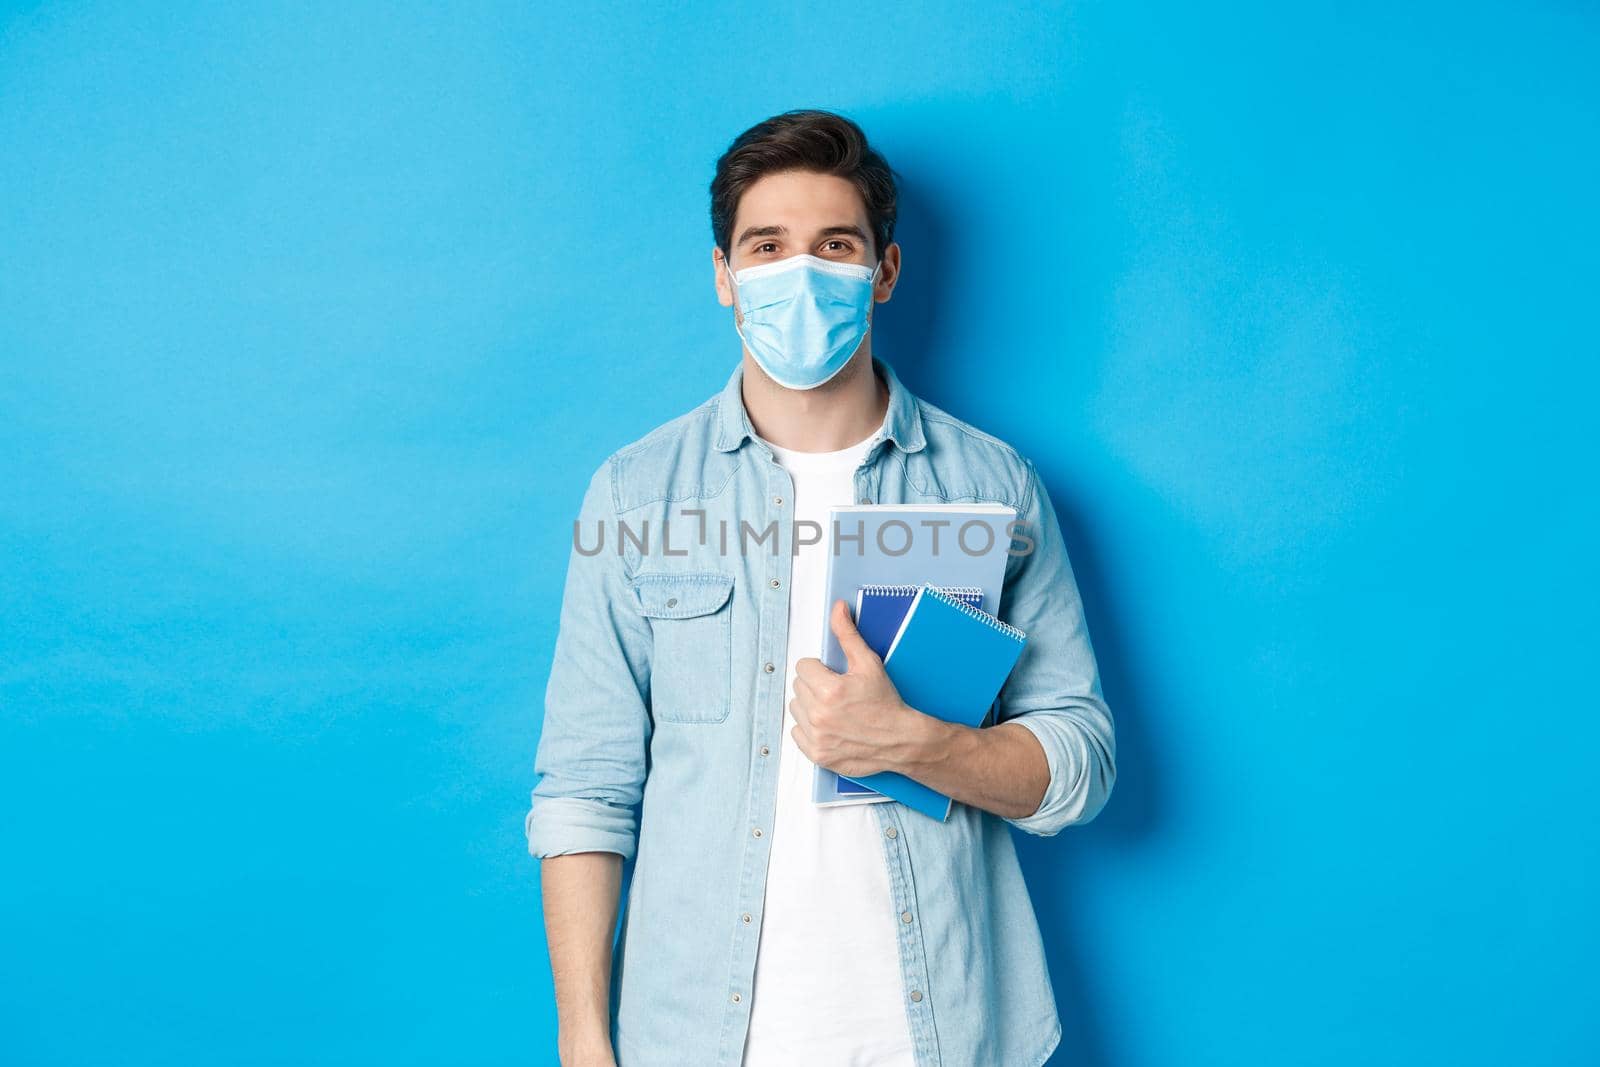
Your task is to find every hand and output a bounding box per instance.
[790,599,934,778]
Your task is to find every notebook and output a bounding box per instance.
[811,503,1018,807]
[855,583,984,660]
[831,584,985,799]
[841,584,1028,821]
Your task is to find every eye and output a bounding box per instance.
[822,239,852,253]
[754,242,778,254]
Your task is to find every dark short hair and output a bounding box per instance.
[710,109,899,261]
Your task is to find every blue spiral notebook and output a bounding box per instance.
[842,584,1028,821]
[832,584,986,798]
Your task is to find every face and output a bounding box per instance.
[714,169,900,321]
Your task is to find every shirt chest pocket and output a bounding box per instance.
[631,571,736,725]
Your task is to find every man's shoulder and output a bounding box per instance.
[583,389,733,514]
[912,395,1038,511]
[606,392,721,464]
[916,395,1032,469]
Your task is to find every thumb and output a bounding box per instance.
[831,598,881,673]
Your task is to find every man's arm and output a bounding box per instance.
[790,457,1114,833]
[541,853,622,1066]
[525,457,653,1061]
[983,456,1116,834]
[895,711,1054,822]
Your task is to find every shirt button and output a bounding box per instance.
[773,496,784,506]
[665,597,677,608]
[769,578,781,589]
[742,912,752,924]
[858,496,871,505]
[885,826,898,839]
[752,827,763,838]
[759,744,770,756]
[901,911,913,924]
[909,990,923,1003]
[763,662,775,673]
[732,992,742,1004]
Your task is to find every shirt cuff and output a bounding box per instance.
[525,795,638,861]
[1003,713,1091,837]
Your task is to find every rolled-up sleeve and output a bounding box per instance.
[996,456,1117,837]
[524,457,653,861]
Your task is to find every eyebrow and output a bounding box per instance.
[735,223,870,247]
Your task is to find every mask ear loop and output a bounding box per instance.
[725,254,753,351]
[725,254,744,312]
[863,260,883,336]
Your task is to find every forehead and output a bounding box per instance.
[732,170,870,233]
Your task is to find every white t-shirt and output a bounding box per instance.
[740,427,916,1067]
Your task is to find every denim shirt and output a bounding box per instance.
[525,356,1116,1067]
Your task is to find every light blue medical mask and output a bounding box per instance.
[725,253,882,390]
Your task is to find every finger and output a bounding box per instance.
[795,656,839,686]
[794,664,844,708]
[830,598,881,673]
[788,688,813,728]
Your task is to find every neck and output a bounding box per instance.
[741,346,888,453]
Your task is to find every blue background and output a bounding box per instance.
[2,2,1595,1064]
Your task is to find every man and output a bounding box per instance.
[525,109,1115,1067]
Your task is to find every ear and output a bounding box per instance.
[872,241,901,302]
[714,246,734,308]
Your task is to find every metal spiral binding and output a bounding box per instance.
[858,583,982,598]
[921,586,1026,643]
